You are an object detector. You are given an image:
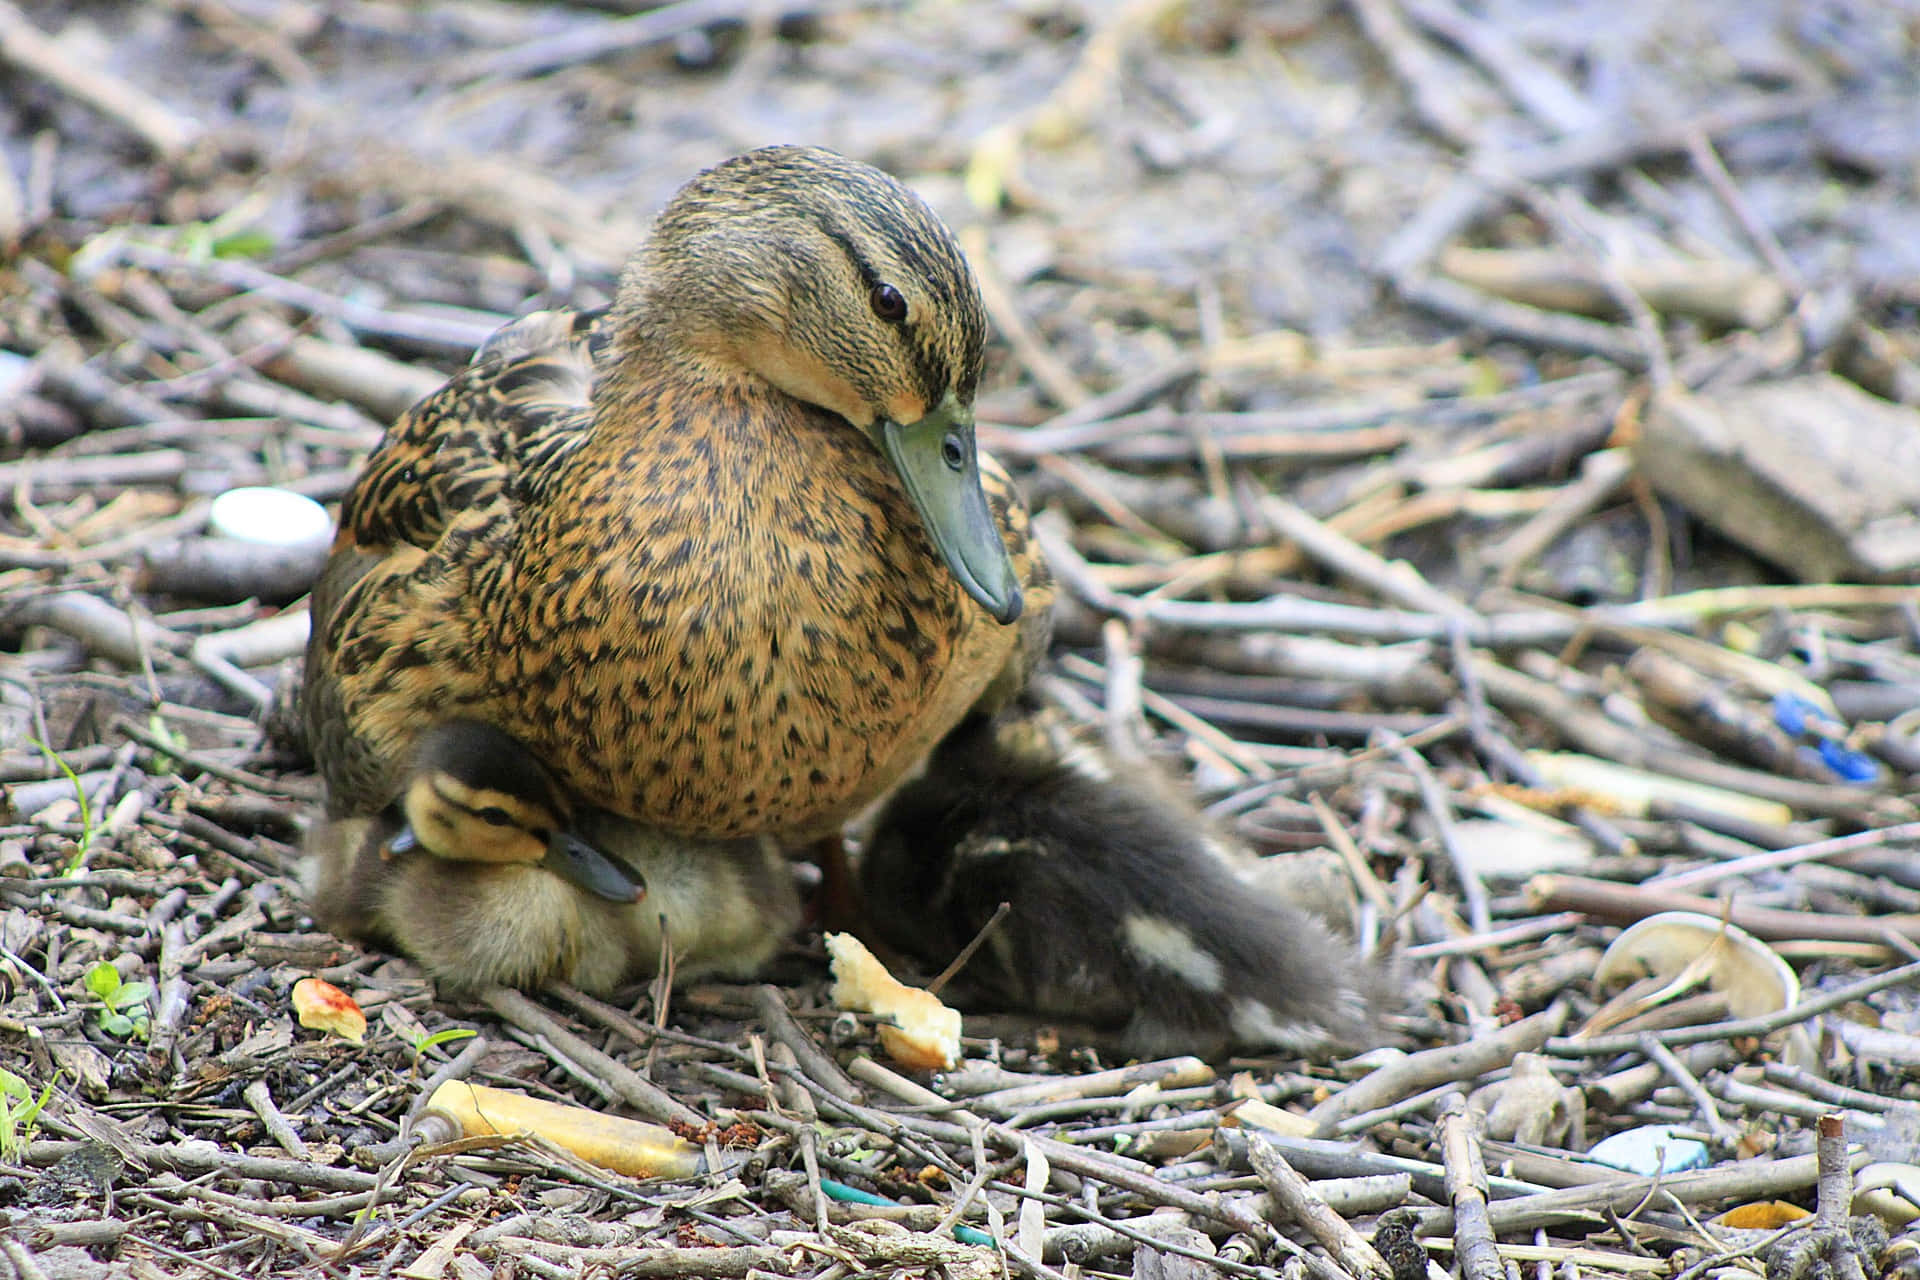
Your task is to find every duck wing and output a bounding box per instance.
[333,308,603,558]
[307,308,605,812]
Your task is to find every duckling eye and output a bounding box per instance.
[869,283,908,324]
[940,432,965,472]
[476,806,513,827]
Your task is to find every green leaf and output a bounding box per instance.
[28,738,93,872]
[110,981,153,1011]
[211,228,274,259]
[99,1011,134,1038]
[14,1079,50,1129]
[144,713,186,774]
[413,1027,478,1055]
[84,961,122,1001]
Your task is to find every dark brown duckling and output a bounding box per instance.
[861,713,1382,1058]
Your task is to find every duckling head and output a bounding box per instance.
[393,720,644,904]
[612,144,1023,624]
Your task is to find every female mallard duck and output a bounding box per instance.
[301,145,1048,992]
[308,720,798,992]
[305,146,1053,852]
[861,711,1382,1058]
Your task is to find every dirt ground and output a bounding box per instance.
[2,0,1920,1276]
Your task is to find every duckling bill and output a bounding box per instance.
[862,714,1382,1058]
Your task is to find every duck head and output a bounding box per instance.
[615,145,1023,625]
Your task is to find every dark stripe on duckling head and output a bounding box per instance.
[411,720,570,822]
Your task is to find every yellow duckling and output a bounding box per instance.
[380,720,640,900]
[304,146,1053,857]
[861,712,1382,1058]
[307,722,798,993]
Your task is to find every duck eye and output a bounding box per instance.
[941,432,965,471]
[477,807,513,827]
[869,283,908,324]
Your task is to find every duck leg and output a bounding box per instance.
[804,834,864,934]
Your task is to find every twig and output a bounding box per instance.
[478,988,706,1128]
[1246,1132,1392,1280]
[961,227,1088,409]
[1635,1033,1736,1147]
[1305,1002,1568,1135]
[1256,491,1479,624]
[1435,1094,1503,1280]
[1647,820,1920,893]
[1398,0,1599,134]
[1377,727,1489,935]
[1343,0,1479,148]
[1526,873,1920,947]
[1546,958,1920,1056]
[0,2,203,156]
[749,985,862,1104]
[1415,1147,1854,1235]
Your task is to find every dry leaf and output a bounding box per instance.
[1594,912,1798,1019]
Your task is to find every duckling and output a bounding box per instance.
[382,719,643,904]
[860,713,1382,1059]
[306,718,636,959]
[306,723,799,993]
[309,812,799,994]
[304,146,1054,858]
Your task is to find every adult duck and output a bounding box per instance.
[305,146,1053,848]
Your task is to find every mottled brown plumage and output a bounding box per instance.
[305,147,1053,849]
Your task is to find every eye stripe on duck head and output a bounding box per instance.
[813,212,986,413]
[634,146,987,415]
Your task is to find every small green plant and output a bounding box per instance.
[175,211,275,262]
[144,713,188,775]
[27,739,94,874]
[84,961,152,1040]
[0,1068,54,1159]
[412,1027,478,1058]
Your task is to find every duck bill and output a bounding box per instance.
[542,832,646,904]
[879,392,1023,625]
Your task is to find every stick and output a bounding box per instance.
[0,2,202,156]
